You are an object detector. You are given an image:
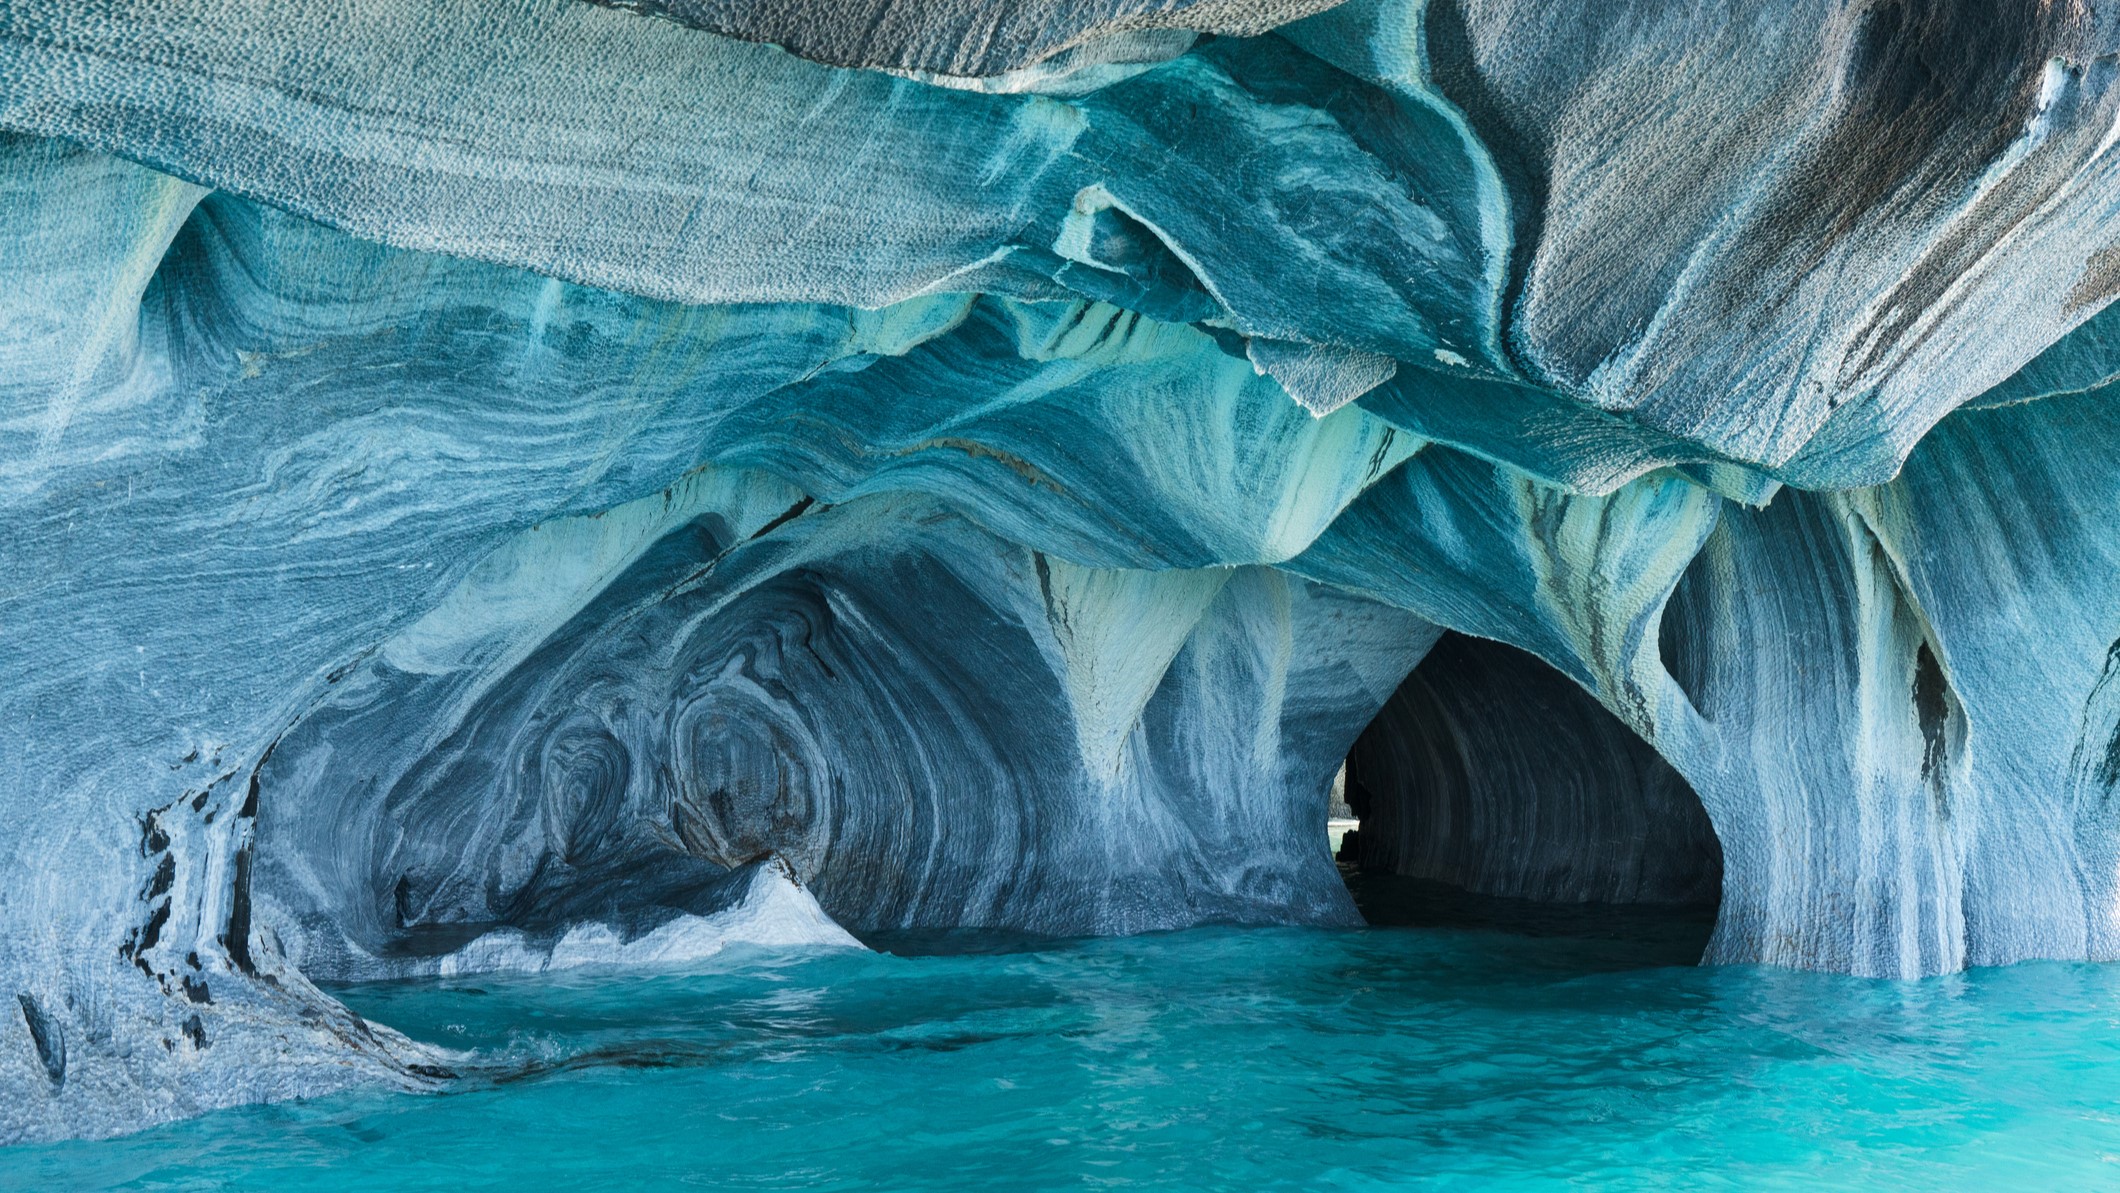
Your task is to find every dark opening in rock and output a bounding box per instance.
[1337,632,1722,961]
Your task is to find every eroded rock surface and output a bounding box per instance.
[6,0,2120,1144]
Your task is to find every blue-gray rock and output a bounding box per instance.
[5,0,2120,1146]
[578,0,1338,77]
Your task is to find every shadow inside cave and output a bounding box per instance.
[1336,632,1722,966]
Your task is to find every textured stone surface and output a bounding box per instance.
[6,0,2120,1147]
[580,0,1342,77]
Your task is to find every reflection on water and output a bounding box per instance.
[1341,866,1719,967]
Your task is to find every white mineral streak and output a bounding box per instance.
[5,0,2120,1148]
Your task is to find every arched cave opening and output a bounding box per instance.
[1334,632,1723,961]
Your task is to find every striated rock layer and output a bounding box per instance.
[3,0,2120,1145]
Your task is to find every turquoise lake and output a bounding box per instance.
[10,881,2120,1190]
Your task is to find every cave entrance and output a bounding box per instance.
[1334,632,1722,962]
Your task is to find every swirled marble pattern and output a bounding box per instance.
[8,0,2120,1146]
[255,495,1432,982]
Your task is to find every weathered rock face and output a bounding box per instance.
[576,0,1342,78]
[255,493,1429,982]
[4,0,2120,1146]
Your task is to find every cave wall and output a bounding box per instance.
[255,494,1434,982]
[1656,386,2120,975]
[5,0,2120,1145]
[0,130,1432,1140]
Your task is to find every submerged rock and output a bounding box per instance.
[3,0,2120,1145]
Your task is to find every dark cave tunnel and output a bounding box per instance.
[1334,632,1724,961]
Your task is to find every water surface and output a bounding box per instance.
[11,890,2120,1190]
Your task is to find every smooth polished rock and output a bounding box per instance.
[8,0,2120,1147]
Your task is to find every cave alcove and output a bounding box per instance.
[1335,632,1723,962]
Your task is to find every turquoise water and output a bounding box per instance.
[12,892,2120,1190]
